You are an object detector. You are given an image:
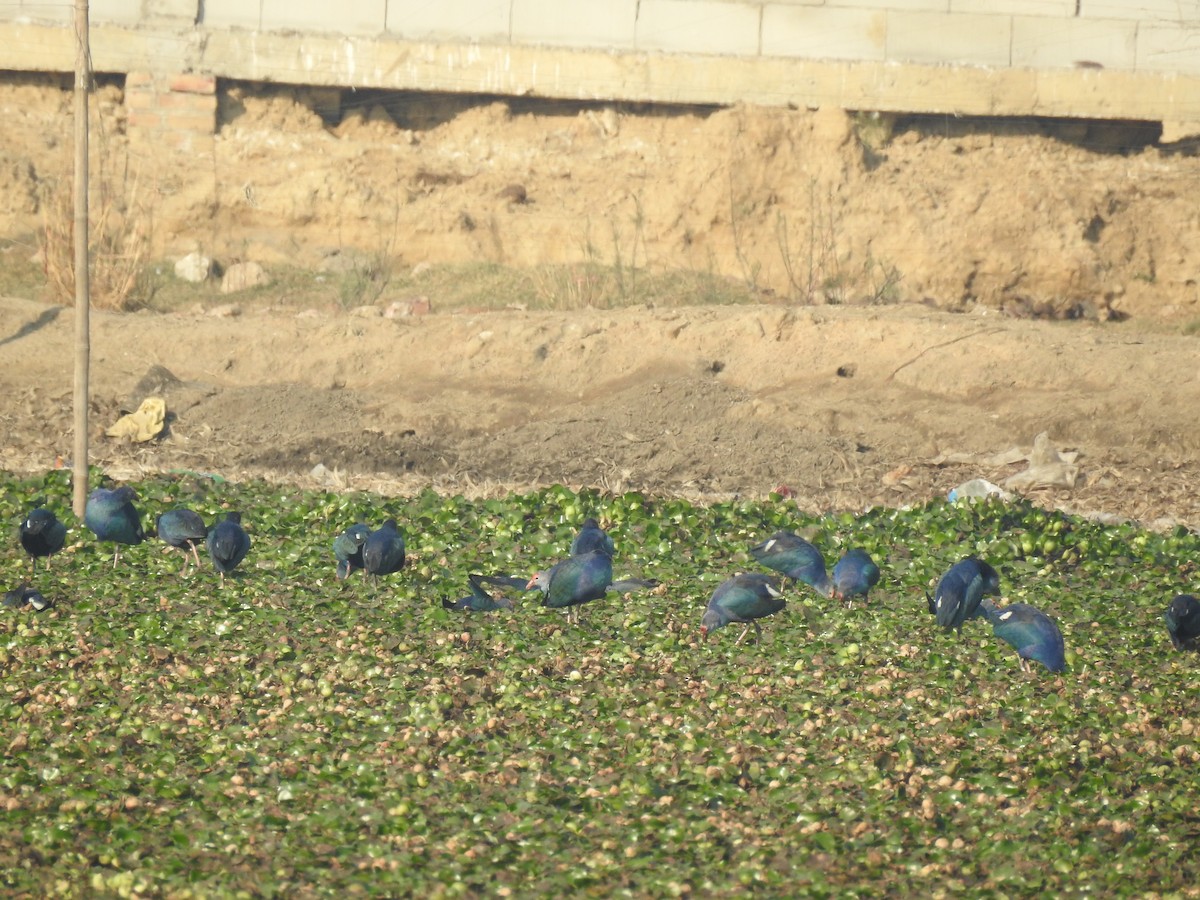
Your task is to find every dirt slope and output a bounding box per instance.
[1,76,1199,319]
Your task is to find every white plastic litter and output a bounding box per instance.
[948,478,1012,502]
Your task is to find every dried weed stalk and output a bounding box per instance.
[39,169,148,311]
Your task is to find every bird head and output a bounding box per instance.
[526,571,549,592]
[700,609,723,640]
[978,597,1001,622]
[979,561,1002,596]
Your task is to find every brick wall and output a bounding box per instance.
[123,72,216,153]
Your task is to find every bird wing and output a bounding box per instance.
[545,553,613,607]
[934,572,964,628]
[711,575,785,622]
[992,605,1065,671]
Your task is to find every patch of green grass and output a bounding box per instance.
[0,238,49,300]
[1,470,1197,895]
[31,259,765,316]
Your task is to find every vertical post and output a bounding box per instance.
[72,0,91,518]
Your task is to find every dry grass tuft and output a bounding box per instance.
[529,264,613,310]
[39,170,149,311]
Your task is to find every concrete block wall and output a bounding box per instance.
[12,0,194,25]
[2,0,1200,130]
[4,0,1200,75]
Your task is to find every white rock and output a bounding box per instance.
[174,252,212,283]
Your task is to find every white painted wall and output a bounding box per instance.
[5,1,1200,74]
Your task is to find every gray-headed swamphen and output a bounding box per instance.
[443,573,518,612]
[749,531,831,596]
[701,572,786,644]
[932,557,1001,634]
[20,507,67,572]
[333,523,373,581]
[4,584,51,611]
[570,517,615,558]
[1165,594,1200,651]
[156,508,208,576]
[84,486,145,567]
[363,519,406,584]
[831,548,881,605]
[207,511,251,586]
[528,550,613,622]
[980,598,1066,673]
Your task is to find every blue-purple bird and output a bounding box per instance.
[749,531,831,596]
[333,523,372,581]
[84,486,145,567]
[443,574,518,612]
[701,573,786,644]
[570,517,615,558]
[528,551,613,622]
[5,584,51,611]
[980,599,1066,673]
[207,511,251,586]
[831,549,880,605]
[526,552,655,623]
[156,508,208,575]
[19,507,66,572]
[1165,594,1200,651]
[932,558,1000,634]
[363,519,406,584]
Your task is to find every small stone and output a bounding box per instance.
[220,261,269,294]
[174,251,212,283]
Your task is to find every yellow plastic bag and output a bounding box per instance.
[106,397,166,443]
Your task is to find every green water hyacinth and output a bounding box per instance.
[1,469,1199,895]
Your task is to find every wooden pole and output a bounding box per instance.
[72,0,91,518]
